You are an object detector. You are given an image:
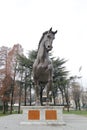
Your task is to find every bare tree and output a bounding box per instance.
[71,82,82,110]
[0,74,13,114]
[0,44,23,114]
[81,88,87,110]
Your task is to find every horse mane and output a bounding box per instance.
[38,31,48,51]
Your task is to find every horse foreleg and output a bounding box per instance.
[47,79,52,99]
[35,83,40,105]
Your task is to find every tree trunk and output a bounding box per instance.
[52,92,56,105]
[24,84,27,106]
[10,86,14,114]
[3,101,6,114]
[78,100,81,111]
[18,84,22,114]
[75,100,78,110]
[30,84,32,106]
[65,93,69,112]
[61,91,64,105]
[10,64,16,114]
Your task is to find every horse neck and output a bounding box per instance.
[37,42,48,62]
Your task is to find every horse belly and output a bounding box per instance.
[38,71,49,82]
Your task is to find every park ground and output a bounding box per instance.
[0,110,87,130]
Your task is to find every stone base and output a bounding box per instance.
[20,106,66,125]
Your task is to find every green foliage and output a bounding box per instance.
[53,57,69,82]
[28,50,37,61]
[52,57,69,104]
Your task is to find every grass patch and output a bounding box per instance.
[63,110,87,116]
[0,112,10,116]
[0,110,22,117]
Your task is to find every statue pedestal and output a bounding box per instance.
[20,106,66,125]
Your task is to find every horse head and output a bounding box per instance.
[44,27,57,52]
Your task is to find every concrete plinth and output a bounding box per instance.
[20,106,66,125]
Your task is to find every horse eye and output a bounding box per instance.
[47,35,51,39]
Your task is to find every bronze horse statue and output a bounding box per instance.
[33,28,57,105]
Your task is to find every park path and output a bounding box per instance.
[0,114,87,130]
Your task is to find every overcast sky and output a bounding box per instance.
[0,0,87,88]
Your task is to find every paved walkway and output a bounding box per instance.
[0,114,87,130]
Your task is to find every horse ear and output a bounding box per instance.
[54,30,57,34]
[49,27,52,32]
